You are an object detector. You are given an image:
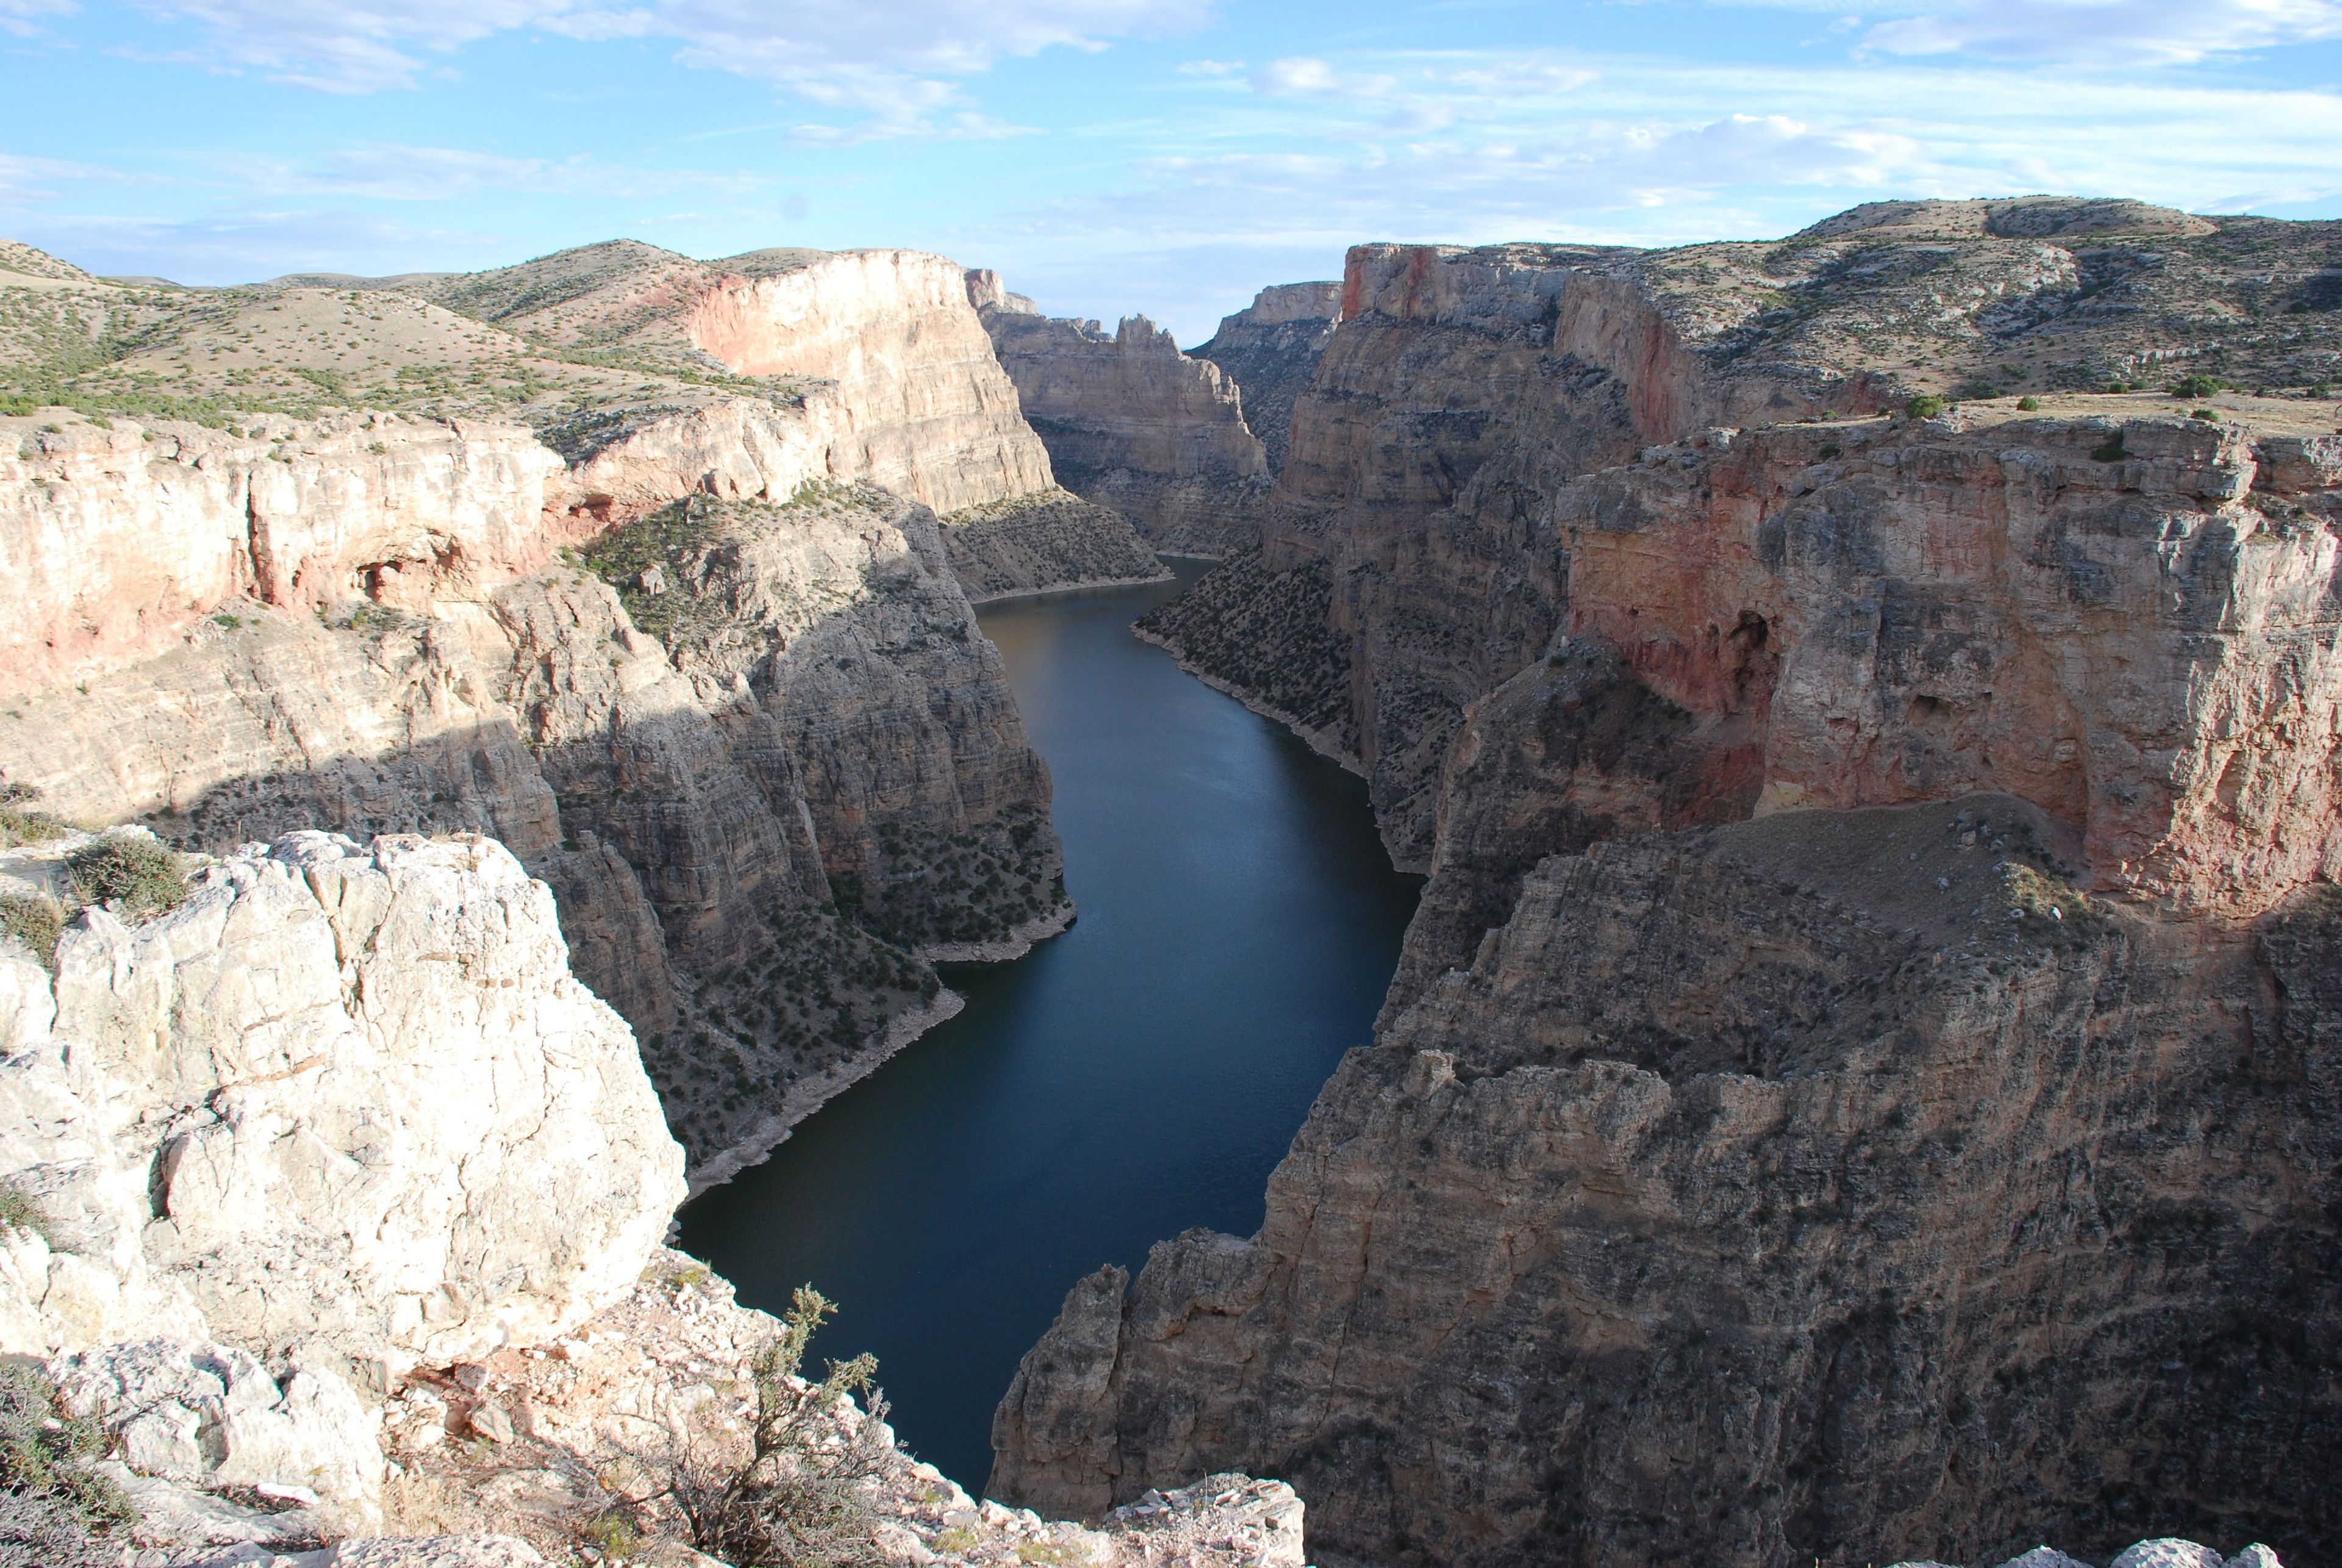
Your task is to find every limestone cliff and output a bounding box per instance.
[976,297,1270,558]
[994,798,2342,1567]
[1,235,1164,607]
[1144,201,2342,870]
[0,413,560,698]
[0,430,1071,1172]
[1191,282,1341,475]
[997,201,2342,1568]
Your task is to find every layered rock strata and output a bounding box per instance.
[0,429,1073,1172]
[995,797,2342,1566]
[0,413,561,698]
[998,201,2342,1568]
[426,242,1161,600]
[1144,201,2342,870]
[1190,282,1341,474]
[975,298,1270,557]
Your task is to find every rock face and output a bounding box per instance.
[0,415,560,698]
[996,201,2342,1568]
[976,299,1270,557]
[0,834,684,1378]
[1145,204,2342,871]
[994,799,2342,1566]
[1190,282,1341,475]
[0,474,1072,1172]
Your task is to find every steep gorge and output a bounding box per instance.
[995,199,2342,1567]
[0,236,1168,1177]
[973,283,1270,558]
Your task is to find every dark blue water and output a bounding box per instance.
[676,563,1420,1493]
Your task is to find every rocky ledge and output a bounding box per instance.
[0,833,1307,1568]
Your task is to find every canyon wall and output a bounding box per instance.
[1191,282,1341,476]
[0,237,1167,1177]
[996,202,2342,1568]
[0,414,560,698]
[995,794,2342,1567]
[0,422,1070,1173]
[976,296,1270,557]
[1138,205,2340,870]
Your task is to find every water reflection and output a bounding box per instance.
[678,563,1420,1491]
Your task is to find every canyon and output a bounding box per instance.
[973,281,1270,557]
[0,234,1189,1176]
[3,196,2339,1568]
[996,199,2342,1567]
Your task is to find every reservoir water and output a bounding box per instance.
[677,562,1421,1493]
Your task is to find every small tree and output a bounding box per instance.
[665,1287,890,1568]
[65,836,187,918]
[1904,395,1947,420]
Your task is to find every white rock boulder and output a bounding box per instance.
[0,832,687,1380]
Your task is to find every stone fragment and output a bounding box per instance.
[2112,1543,2224,1568]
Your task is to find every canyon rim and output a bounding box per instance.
[0,183,2336,1568]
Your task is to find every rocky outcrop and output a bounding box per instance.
[0,834,684,1378]
[1146,203,2342,870]
[994,798,2342,1567]
[371,1251,1310,1568]
[1191,282,1341,474]
[976,303,1269,557]
[0,476,1072,1173]
[0,414,560,698]
[996,201,2342,1568]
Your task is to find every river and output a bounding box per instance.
[676,562,1421,1493]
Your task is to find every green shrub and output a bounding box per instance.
[669,1286,889,1568]
[0,1360,129,1566]
[2191,407,2221,422]
[0,1183,45,1243]
[0,897,61,965]
[2091,434,2128,462]
[0,787,68,850]
[2167,373,2228,400]
[2016,396,2041,411]
[65,837,188,917]
[1903,395,1947,420]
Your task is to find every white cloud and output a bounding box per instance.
[131,0,1212,131]
[1863,0,2342,64]
[227,145,767,201]
[1250,55,1399,99]
[0,0,74,35]
[0,152,124,204]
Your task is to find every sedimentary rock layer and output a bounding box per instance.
[0,452,1072,1171]
[997,201,2342,1568]
[977,301,1270,557]
[1190,282,1341,475]
[0,413,560,696]
[994,797,2342,1567]
[1148,204,2342,870]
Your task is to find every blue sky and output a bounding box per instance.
[4,0,2340,343]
